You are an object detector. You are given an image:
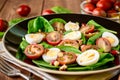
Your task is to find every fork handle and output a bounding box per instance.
[17,73,30,80]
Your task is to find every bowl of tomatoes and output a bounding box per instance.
[80,0,120,22]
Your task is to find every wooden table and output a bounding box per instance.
[0,0,119,80]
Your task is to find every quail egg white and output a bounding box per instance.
[65,21,79,31]
[42,48,60,63]
[102,32,119,47]
[63,31,81,40]
[25,33,45,44]
[76,49,100,66]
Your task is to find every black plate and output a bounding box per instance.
[2,14,120,75]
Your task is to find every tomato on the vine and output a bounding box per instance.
[24,44,44,59]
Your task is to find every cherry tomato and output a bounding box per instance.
[96,0,112,11]
[92,8,106,17]
[107,9,117,17]
[57,52,77,65]
[16,4,31,17]
[58,39,79,49]
[114,1,120,11]
[24,44,44,59]
[84,3,95,13]
[46,31,62,45]
[42,9,55,15]
[87,0,99,4]
[80,23,94,34]
[0,18,8,32]
[110,50,120,56]
[100,0,116,4]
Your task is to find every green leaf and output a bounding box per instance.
[32,60,59,69]
[56,46,81,54]
[49,18,67,25]
[51,6,72,13]
[16,47,26,61]
[40,42,53,49]
[28,19,35,33]
[67,53,114,71]
[87,20,117,34]
[87,32,102,45]
[0,32,4,38]
[40,16,54,32]
[9,18,25,27]
[20,39,29,51]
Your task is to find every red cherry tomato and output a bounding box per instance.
[110,50,120,56]
[57,52,77,65]
[92,8,106,17]
[80,23,94,34]
[24,44,44,59]
[96,0,112,11]
[107,9,117,17]
[100,0,116,4]
[42,9,55,15]
[0,18,8,32]
[84,3,95,13]
[87,0,99,4]
[58,39,79,49]
[46,31,62,45]
[114,1,120,11]
[16,4,31,17]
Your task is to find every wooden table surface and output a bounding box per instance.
[0,0,119,80]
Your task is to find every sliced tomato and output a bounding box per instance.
[58,39,79,49]
[24,44,44,59]
[46,31,62,45]
[57,52,77,65]
[80,24,94,34]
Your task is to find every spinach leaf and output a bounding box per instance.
[81,33,86,44]
[67,53,114,71]
[0,32,5,38]
[51,6,72,13]
[56,46,81,54]
[28,19,35,33]
[112,44,120,51]
[49,18,67,25]
[32,60,59,69]
[16,47,26,61]
[87,20,117,34]
[28,17,54,33]
[87,32,102,45]
[40,42,53,48]
[20,39,29,51]
[9,18,25,27]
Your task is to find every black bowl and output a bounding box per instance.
[2,14,120,75]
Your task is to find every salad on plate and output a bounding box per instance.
[16,16,120,71]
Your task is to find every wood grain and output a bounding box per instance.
[0,0,44,21]
[0,0,7,12]
[43,0,82,13]
[0,0,119,80]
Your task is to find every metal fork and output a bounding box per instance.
[0,57,31,80]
